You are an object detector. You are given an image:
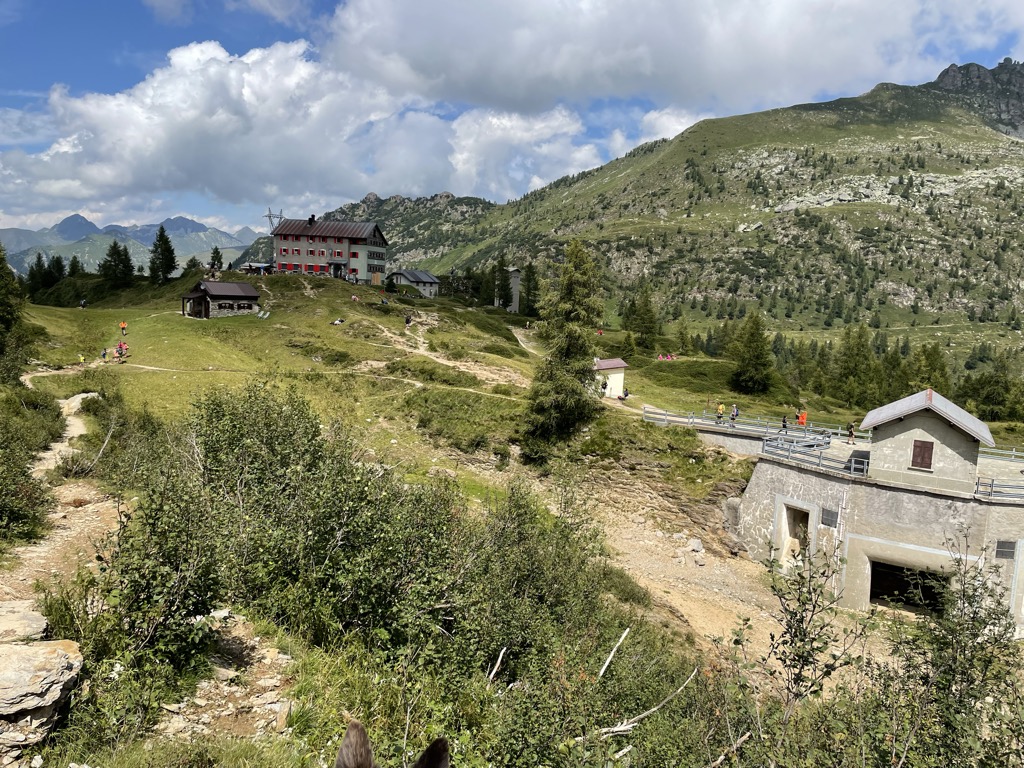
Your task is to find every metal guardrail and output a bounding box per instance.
[979,446,1024,464]
[975,477,1024,500]
[641,406,870,443]
[762,436,869,476]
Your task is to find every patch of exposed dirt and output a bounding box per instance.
[152,612,296,741]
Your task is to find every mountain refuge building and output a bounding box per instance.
[181,280,260,319]
[386,269,440,298]
[271,216,388,285]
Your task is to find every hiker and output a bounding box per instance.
[330,318,345,326]
[730,403,739,428]
[716,402,725,423]
[779,414,788,433]
[78,353,85,365]
[658,354,664,361]
[847,422,856,445]
[101,348,108,363]
[617,387,630,401]
[79,299,87,309]
[405,316,412,327]
[799,410,808,427]
[119,320,127,336]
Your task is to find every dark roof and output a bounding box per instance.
[860,388,994,446]
[271,218,387,244]
[186,281,261,300]
[594,358,629,371]
[388,269,439,284]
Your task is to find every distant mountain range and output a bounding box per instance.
[0,214,263,275]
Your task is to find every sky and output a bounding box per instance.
[0,0,1022,234]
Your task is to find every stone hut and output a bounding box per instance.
[181,280,260,319]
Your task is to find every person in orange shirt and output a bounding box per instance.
[119,320,128,336]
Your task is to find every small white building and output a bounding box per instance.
[387,269,440,298]
[594,358,629,399]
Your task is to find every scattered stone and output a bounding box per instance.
[159,702,184,713]
[30,755,43,768]
[252,691,280,707]
[693,553,707,567]
[212,666,238,682]
[192,697,209,707]
[687,538,704,553]
[256,677,280,689]
[209,608,231,621]
[275,699,292,732]
[0,602,47,643]
[672,532,687,540]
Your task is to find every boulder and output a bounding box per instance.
[0,603,47,644]
[0,641,82,754]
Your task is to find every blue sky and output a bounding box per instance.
[0,0,1021,233]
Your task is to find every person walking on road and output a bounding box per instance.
[779,414,788,433]
[730,403,739,428]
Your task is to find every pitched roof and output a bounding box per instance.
[593,358,629,371]
[188,280,261,300]
[860,388,994,446]
[388,269,439,284]
[271,218,387,244]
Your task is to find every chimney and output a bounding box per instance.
[307,214,316,226]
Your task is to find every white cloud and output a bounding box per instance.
[6,0,1024,229]
[327,0,1024,113]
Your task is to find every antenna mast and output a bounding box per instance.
[264,207,284,231]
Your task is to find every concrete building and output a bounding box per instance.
[272,216,388,285]
[386,269,440,298]
[730,389,1024,636]
[181,280,260,319]
[495,266,521,313]
[594,358,629,399]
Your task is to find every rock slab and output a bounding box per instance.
[0,603,47,644]
[0,640,83,753]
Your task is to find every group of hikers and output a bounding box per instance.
[80,320,130,366]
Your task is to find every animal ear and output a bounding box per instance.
[411,738,450,768]
[335,720,376,768]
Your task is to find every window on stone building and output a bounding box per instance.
[911,439,934,470]
[820,507,839,528]
[996,540,1017,560]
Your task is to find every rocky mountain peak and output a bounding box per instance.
[931,58,1024,137]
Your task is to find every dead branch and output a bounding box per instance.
[599,627,630,678]
[705,731,752,768]
[576,666,698,742]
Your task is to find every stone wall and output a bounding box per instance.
[208,304,260,319]
[735,457,1024,636]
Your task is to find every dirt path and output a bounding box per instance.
[1,390,120,600]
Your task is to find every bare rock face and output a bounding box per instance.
[0,603,47,644]
[0,641,83,759]
[932,58,1024,137]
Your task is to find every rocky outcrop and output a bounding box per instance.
[0,641,83,763]
[932,58,1024,137]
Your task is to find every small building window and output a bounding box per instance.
[820,508,839,528]
[911,440,934,470]
[217,302,234,310]
[996,540,1017,560]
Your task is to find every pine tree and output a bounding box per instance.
[524,239,603,444]
[26,253,45,296]
[730,312,774,394]
[521,261,539,316]
[676,317,692,354]
[48,255,66,283]
[184,256,204,272]
[495,255,513,309]
[149,225,176,284]
[68,255,84,277]
[631,282,659,348]
[209,245,223,271]
[99,242,135,287]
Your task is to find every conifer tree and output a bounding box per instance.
[149,225,176,284]
[99,242,135,287]
[209,245,223,271]
[521,261,539,316]
[730,311,774,394]
[0,243,20,339]
[631,282,659,348]
[524,239,603,443]
[495,254,513,309]
[68,255,84,277]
